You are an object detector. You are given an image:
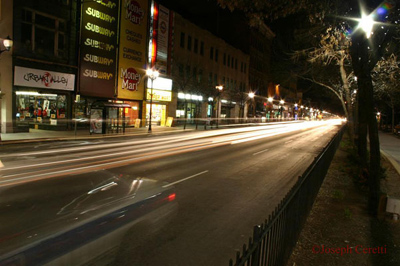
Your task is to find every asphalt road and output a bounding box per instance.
[0,120,343,265]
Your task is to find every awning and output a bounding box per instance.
[91,101,131,109]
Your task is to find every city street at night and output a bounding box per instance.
[0,120,342,265]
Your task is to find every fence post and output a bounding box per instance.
[251,225,262,266]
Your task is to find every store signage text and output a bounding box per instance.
[84,38,115,51]
[121,68,141,91]
[80,0,118,97]
[23,72,68,87]
[84,54,114,66]
[14,66,75,91]
[147,89,172,102]
[83,69,113,80]
[123,47,142,62]
[125,0,144,25]
[85,23,115,37]
[86,7,116,23]
[95,0,117,9]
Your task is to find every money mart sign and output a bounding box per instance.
[14,66,75,91]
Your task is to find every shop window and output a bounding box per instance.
[16,92,68,125]
[21,8,67,58]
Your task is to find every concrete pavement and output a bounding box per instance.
[0,124,200,144]
[379,131,400,175]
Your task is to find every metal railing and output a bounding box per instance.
[229,125,345,266]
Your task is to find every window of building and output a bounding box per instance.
[198,69,203,83]
[244,63,247,73]
[215,49,219,62]
[210,47,214,60]
[180,32,185,48]
[21,8,67,58]
[223,53,226,65]
[194,38,198,53]
[179,64,184,78]
[192,67,197,81]
[227,55,230,66]
[200,41,204,55]
[187,35,192,51]
[186,65,191,79]
[231,57,234,68]
[235,59,238,70]
[241,62,243,72]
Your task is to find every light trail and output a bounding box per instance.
[0,120,343,187]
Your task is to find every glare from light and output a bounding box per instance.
[359,13,375,38]
[248,92,255,98]
[268,97,273,102]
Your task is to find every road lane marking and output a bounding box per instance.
[162,170,209,188]
[253,149,269,156]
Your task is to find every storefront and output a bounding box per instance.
[90,101,131,134]
[176,93,203,124]
[13,66,75,131]
[145,77,172,126]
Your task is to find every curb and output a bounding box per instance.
[381,149,400,176]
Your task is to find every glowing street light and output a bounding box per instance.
[248,92,255,98]
[0,36,13,54]
[146,68,159,133]
[268,97,273,103]
[359,13,375,38]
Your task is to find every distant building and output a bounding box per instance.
[171,12,250,124]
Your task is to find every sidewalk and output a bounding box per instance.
[379,131,400,175]
[0,124,204,144]
[288,132,400,266]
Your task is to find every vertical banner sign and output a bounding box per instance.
[157,5,169,75]
[79,0,118,98]
[118,0,149,100]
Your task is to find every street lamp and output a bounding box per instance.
[0,36,13,54]
[279,100,284,119]
[146,68,159,133]
[215,85,223,128]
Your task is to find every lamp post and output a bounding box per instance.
[0,36,13,55]
[248,92,255,121]
[146,68,159,133]
[279,99,284,119]
[215,85,223,128]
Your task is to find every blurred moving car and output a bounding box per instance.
[0,170,177,266]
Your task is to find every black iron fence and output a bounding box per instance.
[229,125,346,266]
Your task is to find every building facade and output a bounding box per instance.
[171,12,250,124]
[1,0,78,133]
